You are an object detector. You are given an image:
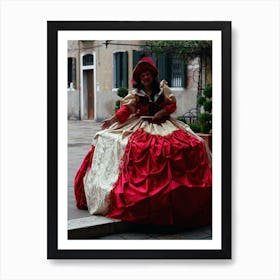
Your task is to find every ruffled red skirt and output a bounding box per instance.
[107,128,212,227]
[74,126,212,228]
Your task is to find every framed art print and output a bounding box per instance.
[47,21,231,259]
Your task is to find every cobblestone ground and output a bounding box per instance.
[68,120,102,220]
[97,224,212,240]
[68,120,212,240]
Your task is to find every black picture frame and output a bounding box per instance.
[47,21,231,259]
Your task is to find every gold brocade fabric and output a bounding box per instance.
[120,83,176,115]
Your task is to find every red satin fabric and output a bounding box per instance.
[115,105,132,123]
[107,129,212,227]
[74,145,95,210]
[164,103,177,114]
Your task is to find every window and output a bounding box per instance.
[83,54,94,66]
[133,50,157,69]
[113,52,128,88]
[133,50,186,88]
[68,57,76,88]
[157,53,185,88]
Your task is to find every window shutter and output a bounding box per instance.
[68,58,72,87]
[122,51,128,88]
[113,54,116,88]
[157,53,168,83]
[182,62,186,88]
[116,53,121,88]
[72,58,76,88]
[151,53,157,64]
[166,54,172,86]
[133,50,140,68]
[67,57,76,88]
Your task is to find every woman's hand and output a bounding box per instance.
[102,116,117,129]
[151,109,169,123]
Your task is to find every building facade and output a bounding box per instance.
[67,40,211,121]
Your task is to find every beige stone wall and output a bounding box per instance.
[94,40,141,92]
[93,40,142,120]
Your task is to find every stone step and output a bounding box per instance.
[68,215,131,239]
[68,215,212,240]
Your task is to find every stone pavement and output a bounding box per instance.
[68,120,101,220]
[68,120,212,240]
[97,224,212,240]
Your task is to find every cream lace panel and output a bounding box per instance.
[83,131,128,215]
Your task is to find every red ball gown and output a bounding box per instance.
[74,81,212,228]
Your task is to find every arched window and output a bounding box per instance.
[83,54,94,66]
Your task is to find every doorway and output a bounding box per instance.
[81,53,95,120]
[83,69,94,120]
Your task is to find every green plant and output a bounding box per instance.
[189,123,202,133]
[176,117,203,133]
[197,85,212,134]
[117,87,128,98]
[203,85,212,98]
[115,87,129,111]
[143,40,212,61]
[115,100,121,111]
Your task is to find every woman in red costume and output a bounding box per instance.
[74,57,212,228]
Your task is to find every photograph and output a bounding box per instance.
[48,21,231,259]
[2,0,280,278]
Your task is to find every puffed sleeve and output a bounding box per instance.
[115,92,138,123]
[160,80,177,114]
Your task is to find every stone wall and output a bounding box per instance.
[68,88,80,120]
